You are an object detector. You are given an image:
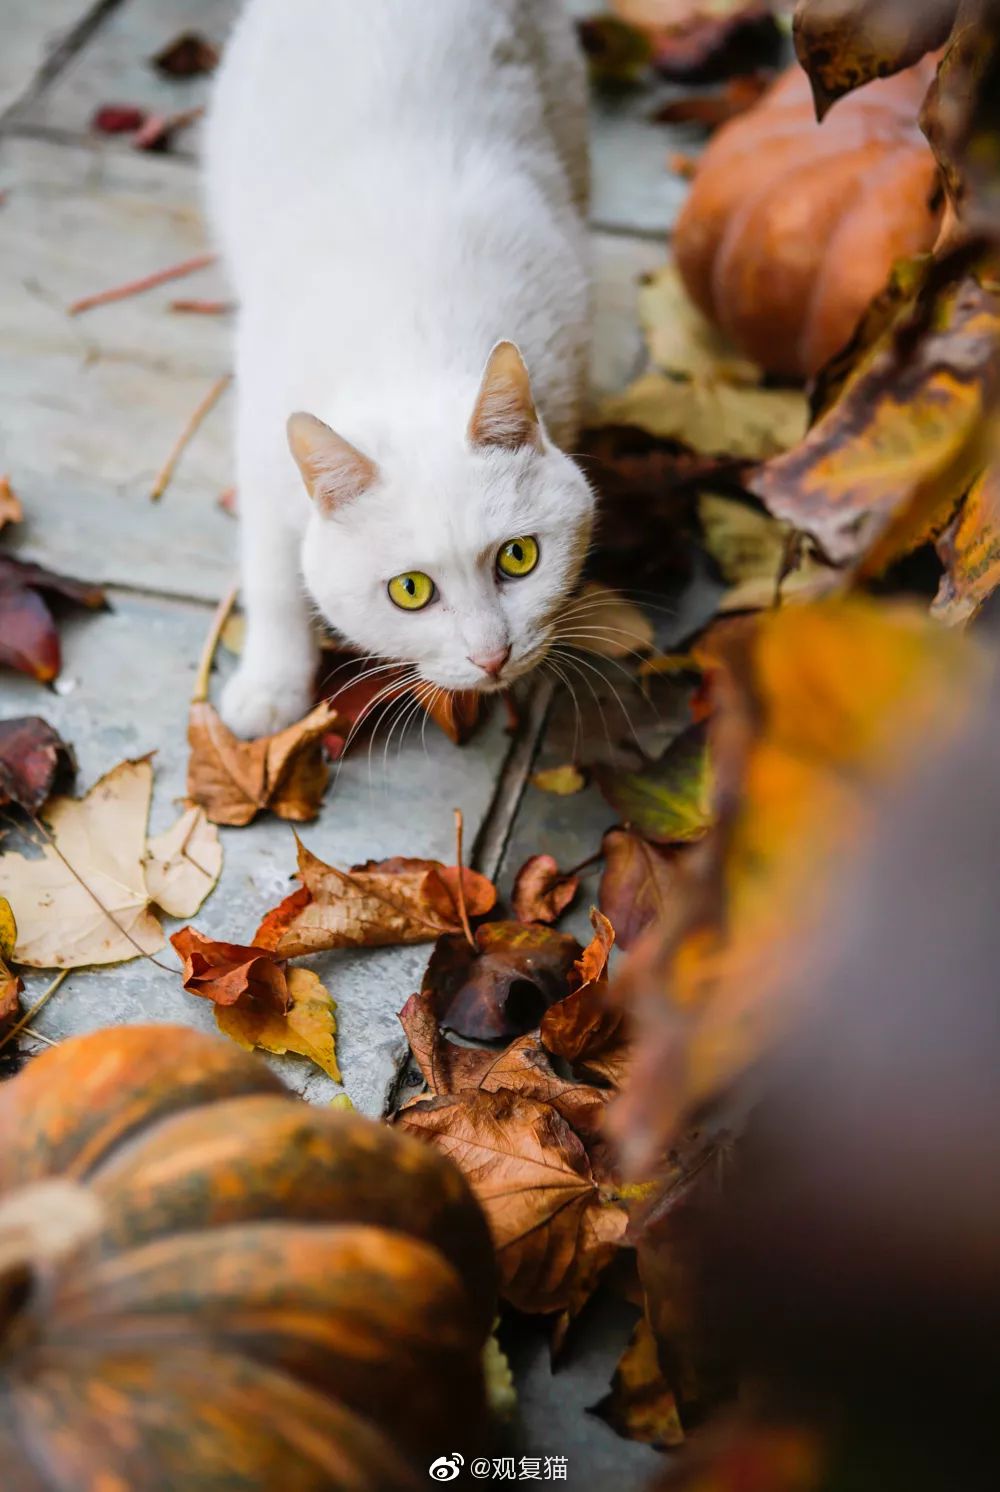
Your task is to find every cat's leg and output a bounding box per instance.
[220,451,319,739]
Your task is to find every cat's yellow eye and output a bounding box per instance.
[497,535,539,579]
[388,571,435,611]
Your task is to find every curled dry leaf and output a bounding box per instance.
[512,854,580,926]
[171,925,289,1010]
[540,910,623,1067]
[752,276,1000,572]
[921,5,1000,229]
[531,763,587,796]
[0,554,106,683]
[934,467,1000,624]
[591,1315,685,1449]
[143,805,223,919]
[216,966,340,1081]
[0,717,76,813]
[151,31,220,79]
[596,722,713,846]
[255,838,496,958]
[600,371,808,465]
[186,700,340,827]
[793,0,956,120]
[0,476,23,532]
[698,493,833,613]
[599,828,678,951]
[424,921,582,1041]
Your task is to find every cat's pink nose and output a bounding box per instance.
[468,645,511,680]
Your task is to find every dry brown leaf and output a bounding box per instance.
[512,854,580,925]
[591,1315,685,1448]
[0,476,23,533]
[0,717,76,813]
[601,371,808,464]
[215,964,340,1080]
[934,466,1000,625]
[599,828,679,952]
[143,805,222,919]
[187,700,340,827]
[0,759,165,968]
[255,838,496,957]
[541,910,623,1067]
[171,925,289,1010]
[423,921,583,1041]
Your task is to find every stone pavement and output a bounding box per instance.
[0,3,714,1483]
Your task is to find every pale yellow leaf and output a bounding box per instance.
[0,898,16,963]
[600,372,808,463]
[215,966,340,1080]
[144,805,223,918]
[699,494,834,612]
[639,261,760,385]
[0,759,164,968]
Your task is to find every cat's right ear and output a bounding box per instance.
[287,412,378,514]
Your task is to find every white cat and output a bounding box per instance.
[204,0,595,738]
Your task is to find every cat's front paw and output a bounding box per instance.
[220,665,316,739]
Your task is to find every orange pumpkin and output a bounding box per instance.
[0,1025,497,1490]
[674,59,944,380]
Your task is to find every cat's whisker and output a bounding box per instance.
[548,647,617,759]
[368,686,417,800]
[385,691,426,789]
[553,625,662,659]
[550,645,648,753]
[542,657,583,762]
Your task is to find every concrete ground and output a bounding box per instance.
[0,2,713,1484]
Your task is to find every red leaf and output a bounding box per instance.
[599,828,679,950]
[91,105,147,134]
[0,717,76,812]
[424,921,582,1041]
[170,926,289,1012]
[512,854,580,925]
[0,585,60,682]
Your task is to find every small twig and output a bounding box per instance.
[453,808,476,950]
[68,251,216,315]
[150,373,231,502]
[170,298,233,315]
[193,581,239,704]
[133,105,204,152]
[0,970,69,1054]
[565,850,604,880]
[20,1027,59,1048]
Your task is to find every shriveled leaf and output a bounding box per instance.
[599,828,679,951]
[601,371,808,464]
[415,685,481,745]
[653,72,771,128]
[921,7,1000,229]
[560,582,654,659]
[541,910,624,1066]
[143,805,222,918]
[151,31,219,78]
[531,764,587,796]
[170,925,289,1012]
[793,0,957,119]
[0,759,164,968]
[0,476,23,532]
[591,1316,685,1448]
[424,921,582,1041]
[752,277,1000,571]
[698,493,833,612]
[216,965,340,1080]
[186,700,340,827]
[934,467,1000,624]
[399,1089,628,1316]
[597,723,713,845]
[255,838,496,957]
[612,2,782,81]
[0,554,106,610]
[512,854,579,926]
[0,717,76,812]
[0,554,106,684]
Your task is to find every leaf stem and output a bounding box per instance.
[150,373,231,501]
[193,581,239,705]
[453,808,476,950]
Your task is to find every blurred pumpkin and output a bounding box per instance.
[0,1024,497,1491]
[674,59,944,379]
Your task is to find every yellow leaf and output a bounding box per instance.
[0,898,16,963]
[601,371,808,463]
[215,965,340,1080]
[639,261,760,386]
[698,494,833,612]
[531,764,587,796]
[934,466,1000,625]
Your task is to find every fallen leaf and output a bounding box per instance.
[591,1316,685,1448]
[91,104,147,133]
[423,921,582,1041]
[577,16,654,86]
[597,723,713,845]
[0,898,22,1035]
[415,685,482,745]
[921,6,1000,229]
[0,717,76,812]
[652,72,772,128]
[0,554,106,683]
[531,764,588,796]
[601,371,808,464]
[0,759,165,968]
[793,0,956,119]
[752,276,1000,572]
[151,31,220,78]
[215,965,340,1081]
[255,838,496,958]
[186,700,340,827]
[934,467,1000,624]
[398,1089,628,1317]
[541,910,623,1066]
[639,261,760,387]
[143,805,222,919]
[170,925,289,1011]
[616,2,783,81]
[0,476,23,532]
[512,854,580,925]
[599,828,679,951]
[559,582,655,659]
[132,105,204,153]
[698,493,833,612]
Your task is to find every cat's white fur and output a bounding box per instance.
[203,0,594,738]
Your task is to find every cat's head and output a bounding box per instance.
[289,342,594,694]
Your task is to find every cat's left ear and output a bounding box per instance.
[468,341,543,452]
[287,412,379,513]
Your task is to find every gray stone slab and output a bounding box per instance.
[590,230,665,406]
[1,590,511,1113]
[590,85,699,239]
[0,0,101,118]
